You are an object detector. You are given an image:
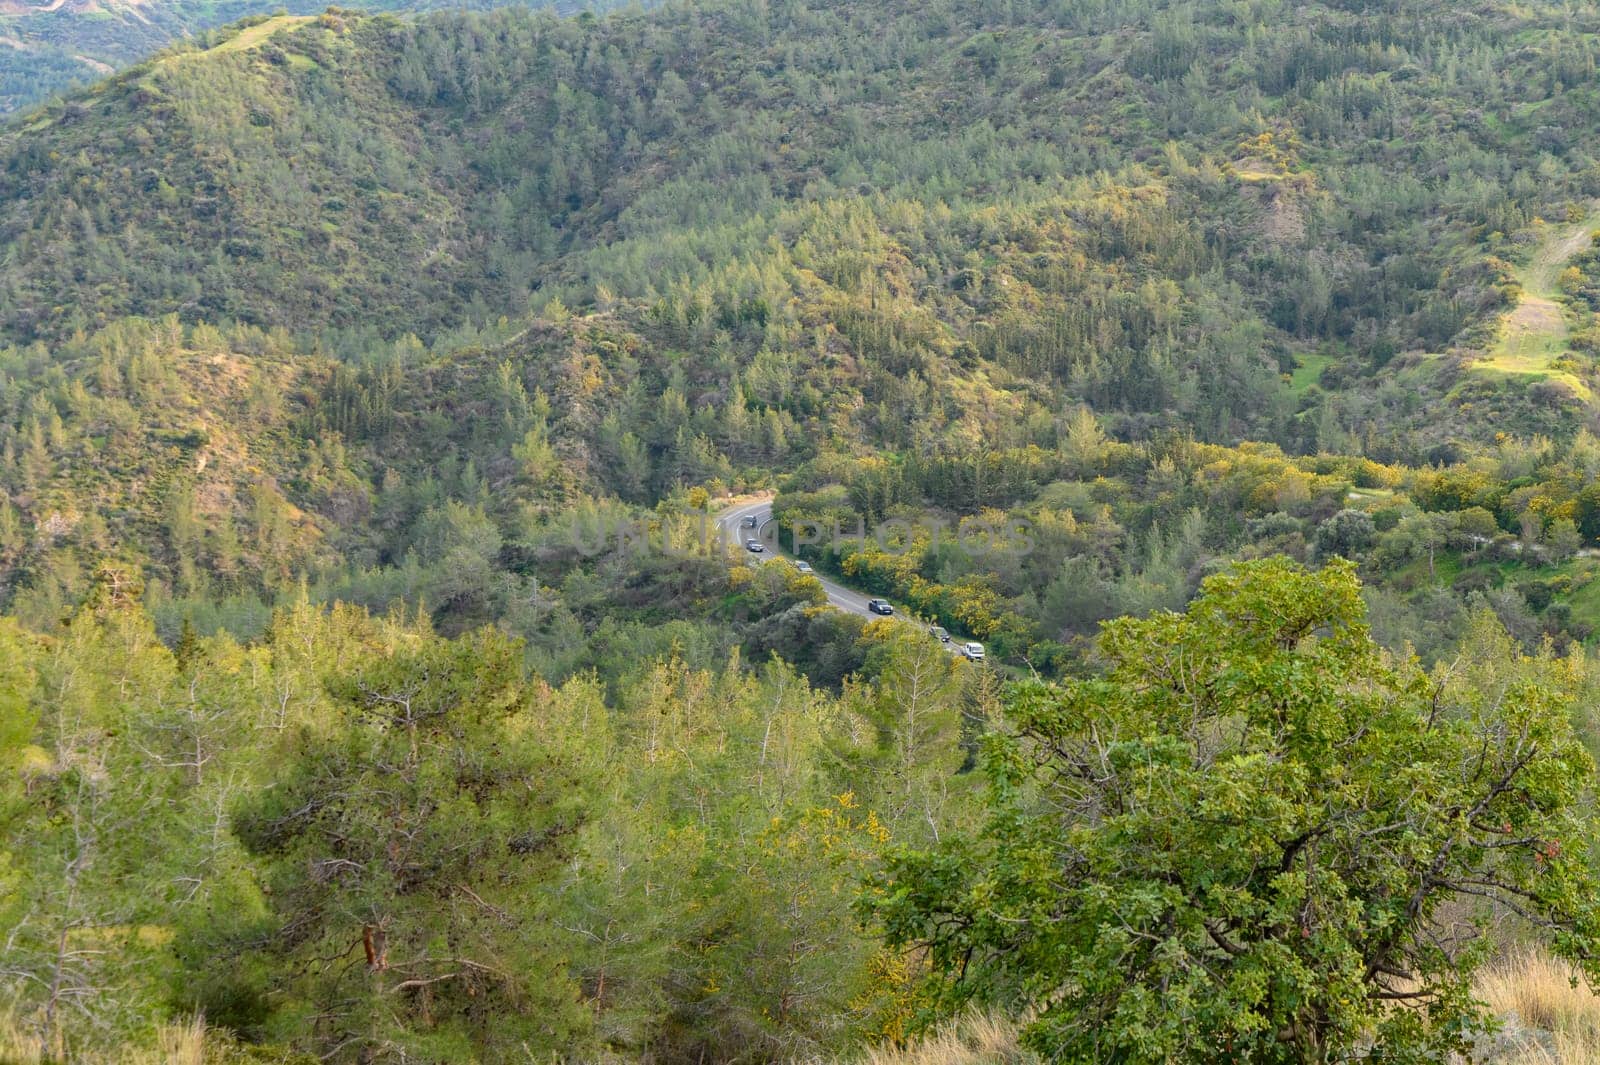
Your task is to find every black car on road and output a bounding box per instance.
[867,599,894,615]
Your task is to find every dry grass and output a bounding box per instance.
[155,1015,207,1065]
[1475,948,1600,1064]
[0,1006,42,1065]
[832,1013,1031,1065]
[832,953,1600,1065]
[0,1012,208,1065]
[3,957,1593,1065]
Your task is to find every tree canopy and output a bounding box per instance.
[870,559,1600,1063]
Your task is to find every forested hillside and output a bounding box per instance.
[8,0,1600,432]
[0,0,624,116]
[9,0,1600,1061]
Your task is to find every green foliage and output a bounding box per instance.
[227,628,593,1059]
[4,0,1599,448]
[869,559,1600,1062]
[0,4,636,117]
[0,575,973,1060]
[9,0,1600,1059]
[0,619,39,997]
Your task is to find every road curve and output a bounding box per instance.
[715,497,978,661]
[716,497,881,619]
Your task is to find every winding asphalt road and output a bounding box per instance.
[717,497,884,619]
[715,499,978,666]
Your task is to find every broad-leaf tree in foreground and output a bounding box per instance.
[869,558,1600,1063]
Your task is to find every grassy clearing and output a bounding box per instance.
[1556,558,1600,630]
[1480,209,1598,399]
[150,14,315,71]
[213,16,316,54]
[1289,352,1334,394]
[1490,294,1568,374]
[1232,156,1284,182]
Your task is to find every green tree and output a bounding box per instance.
[410,501,505,618]
[1314,508,1375,560]
[2,585,178,1057]
[1547,516,1583,562]
[869,559,1600,1064]
[849,624,968,840]
[227,628,593,1062]
[0,619,40,1010]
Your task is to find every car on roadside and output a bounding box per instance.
[960,641,985,661]
[930,626,949,642]
[866,598,894,615]
[793,560,813,574]
[745,538,765,553]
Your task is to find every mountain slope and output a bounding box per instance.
[3,1,1599,449]
[0,0,618,115]
[13,4,1600,1063]
[3,0,1600,639]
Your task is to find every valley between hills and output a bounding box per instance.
[8,2,1600,1063]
